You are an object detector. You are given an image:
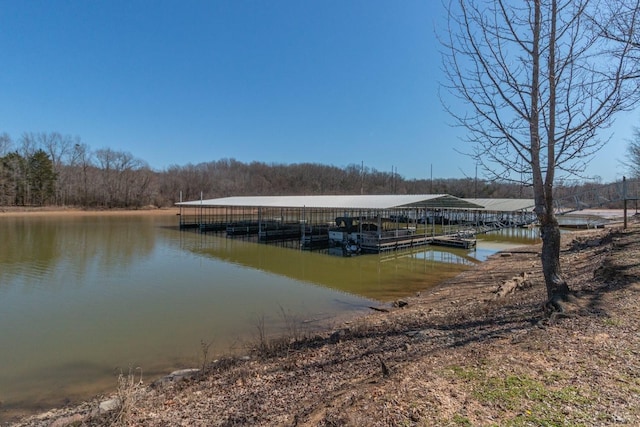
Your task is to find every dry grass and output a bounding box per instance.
[110,367,144,426]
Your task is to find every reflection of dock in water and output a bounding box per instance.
[180,233,477,301]
[377,244,480,266]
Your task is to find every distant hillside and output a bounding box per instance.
[1,131,619,209]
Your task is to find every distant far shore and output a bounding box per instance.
[0,206,179,217]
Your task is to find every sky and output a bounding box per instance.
[0,0,636,183]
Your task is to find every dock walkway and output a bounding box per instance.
[359,233,476,253]
[430,235,476,249]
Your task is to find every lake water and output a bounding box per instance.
[0,213,538,421]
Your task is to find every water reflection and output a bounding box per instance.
[179,226,541,301]
[0,215,156,292]
[478,226,541,244]
[182,232,480,301]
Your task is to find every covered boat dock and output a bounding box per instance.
[176,194,489,254]
[460,198,536,232]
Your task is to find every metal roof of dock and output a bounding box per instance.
[464,198,535,212]
[176,194,484,210]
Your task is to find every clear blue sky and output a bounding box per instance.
[0,0,635,182]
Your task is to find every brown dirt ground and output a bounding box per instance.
[0,207,179,217]
[7,219,640,427]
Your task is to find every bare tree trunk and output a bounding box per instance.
[540,0,569,305]
[530,0,569,304]
[540,216,570,305]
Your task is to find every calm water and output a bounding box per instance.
[0,214,538,420]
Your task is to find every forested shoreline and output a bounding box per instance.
[0,131,614,208]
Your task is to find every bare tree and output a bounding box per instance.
[0,152,25,205]
[67,141,94,206]
[594,0,640,58]
[441,0,640,308]
[17,133,41,164]
[37,132,73,204]
[0,132,12,156]
[94,148,153,207]
[95,148,118,207]
[597,0,640,179]
[623,128,640,178]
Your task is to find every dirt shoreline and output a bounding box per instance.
[5,219,640,426]
[0,206,179,217]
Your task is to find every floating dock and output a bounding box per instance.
[359,233,431,253]
[430,236,477,249]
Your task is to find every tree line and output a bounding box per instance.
[0,130,632,209]
[0,132,154,208]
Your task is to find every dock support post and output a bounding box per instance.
[624,176,628,230]
[301,205,306,250]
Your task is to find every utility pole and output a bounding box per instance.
[361,160,364,195]
[430,164,433,194]
[391,166,397,194]
[391,165,394,194]
[474,162,478,199]
[624,176,628,230]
